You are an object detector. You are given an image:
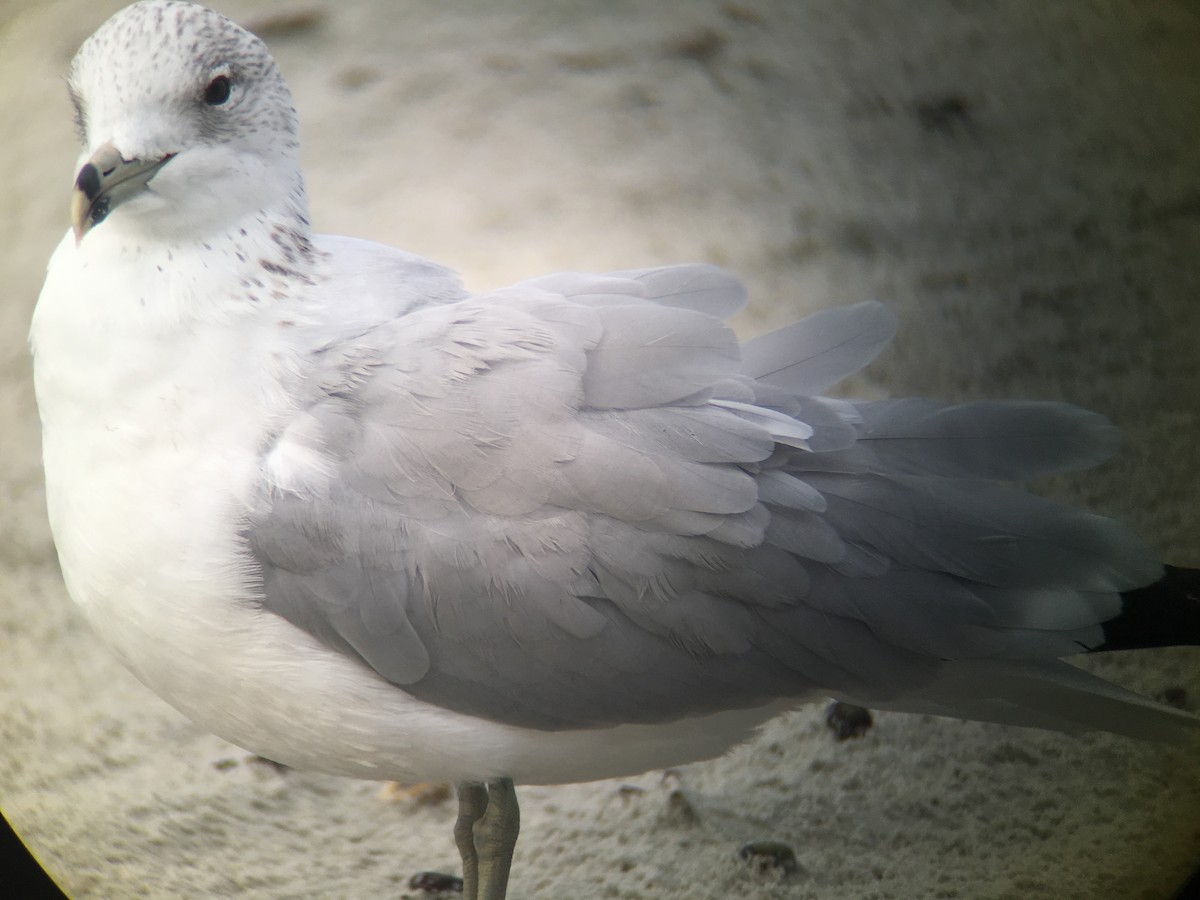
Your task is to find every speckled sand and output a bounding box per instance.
[1,2,1198,898]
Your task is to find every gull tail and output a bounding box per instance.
[861,567,1200,744]
[875,657,1199,744]
[1093,565,1200,652]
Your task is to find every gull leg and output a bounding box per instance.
[455,781,488,899]
[475,778,520,900]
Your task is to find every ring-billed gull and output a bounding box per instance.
[30,2,1199,897]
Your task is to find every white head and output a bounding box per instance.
[67,0,307,243]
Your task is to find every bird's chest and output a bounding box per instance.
[32,279,286,659]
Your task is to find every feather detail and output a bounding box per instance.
[741,301,897,395]
[847,399,1122,479]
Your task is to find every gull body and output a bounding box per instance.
[31,2,1199,897]
[37,183,789,786]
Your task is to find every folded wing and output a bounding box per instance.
[247,261,1193,740]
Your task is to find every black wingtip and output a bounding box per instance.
[1093,565,1200,653]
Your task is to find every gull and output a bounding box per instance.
[30,2,1200,898]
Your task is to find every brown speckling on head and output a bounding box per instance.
[68,0,301,157]
[67,0,315,274]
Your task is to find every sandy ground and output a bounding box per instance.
[2,1,1199,897]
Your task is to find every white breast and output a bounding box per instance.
[32,230,291,691]
[31,229,792,786]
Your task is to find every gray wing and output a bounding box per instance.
[247,262,1174,735]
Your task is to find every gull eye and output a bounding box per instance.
[204,74,232,106]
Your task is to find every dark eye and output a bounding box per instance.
[204,75,232,106]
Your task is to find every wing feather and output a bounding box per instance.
[741,300,897,395]
[245,262,1187,737]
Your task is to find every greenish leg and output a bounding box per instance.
[454,778,520,900]
[476,778,520,900]
[455,781,487,900]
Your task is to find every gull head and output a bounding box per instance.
[67,0,304,244]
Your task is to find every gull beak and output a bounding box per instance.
[70,142,175,243]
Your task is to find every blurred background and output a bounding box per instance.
[1,1,1198,897]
